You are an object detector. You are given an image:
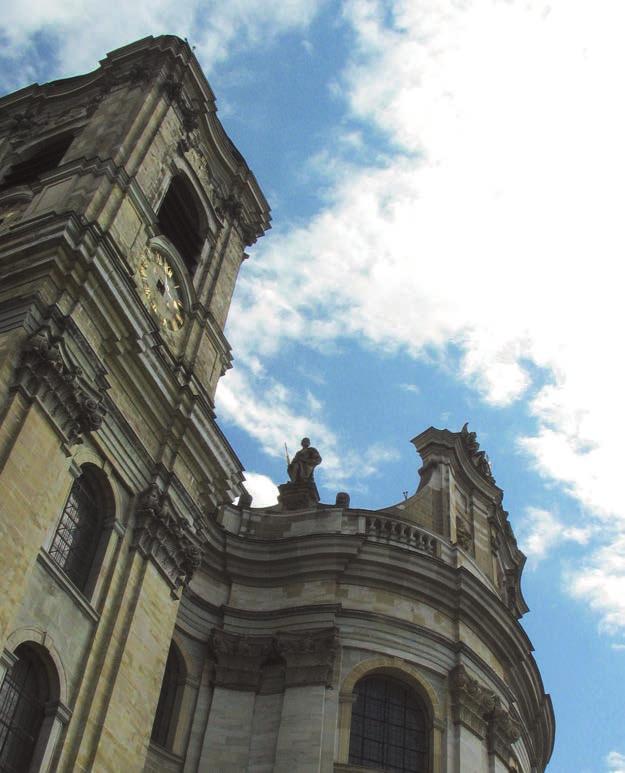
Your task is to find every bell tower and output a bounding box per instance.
[0,35,269,772]
[0,36,553,773]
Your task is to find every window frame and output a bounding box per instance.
[46,463,113,599]
[150,641,187,753]
[337,660,443,773]
[0,132,75,192]
[156,172,208,277]
[348,674,430,773]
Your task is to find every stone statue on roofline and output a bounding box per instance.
[287,437,322,482]
[278,438,323,511]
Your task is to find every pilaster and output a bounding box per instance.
[273,628,338,773]
[198,631,273,771]
[450,665,521,772]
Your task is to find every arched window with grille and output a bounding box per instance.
[0,644,51,771]
[48,464,108,594]
[156,174,206,276]
[348,674,430,773]
[0,133,74,191]
[151,642,185,750]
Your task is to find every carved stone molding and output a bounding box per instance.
[132,485,203,593]
[275,627,339,688]
[208,628,339,692]
[449,665,496,739]
[455,517,473,552]
[450,666,520,759]
[460,423,496,485]
[486,698,522,762]
[210,630,273,692]
[216,193,243,222]
[13,327,106,445]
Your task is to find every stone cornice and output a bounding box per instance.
[12,326,106,445]
[411,425,503,503]
[132,485,203,595]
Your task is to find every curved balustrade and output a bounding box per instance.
[364,515,439,556]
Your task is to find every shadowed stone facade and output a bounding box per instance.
[0,35,553,773]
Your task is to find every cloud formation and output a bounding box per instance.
[517,507,592,565]
[218,368,399,493]
[225,0,625,633]
[8,0,625,635]
[607,751,625,773]
[0,0,323,90]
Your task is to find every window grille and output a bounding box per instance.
[348,675,429,773]
[49,472,102,592]
[0,647,48,773]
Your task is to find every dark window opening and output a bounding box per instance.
[348,675,429,773]
[1,133,74,191]
[0,645,49,773]
[157,175,204,275]
[49,468,105,593]
[151,644,182,749]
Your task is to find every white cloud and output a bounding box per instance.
[216,367,399,494]
[224,0,625,635]
[242,471,279,507]
[12,0,625,636]
[567,534,625,635]
[399,383,420,395]
[0,0,324,90]
[606,751,625,773]
[518,507,593,564]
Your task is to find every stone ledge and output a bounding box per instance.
[37,549,100,623]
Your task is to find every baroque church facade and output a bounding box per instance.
[0,36,554,773]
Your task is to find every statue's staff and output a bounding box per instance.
[284,442,290,466]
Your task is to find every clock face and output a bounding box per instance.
[138,247,185,332]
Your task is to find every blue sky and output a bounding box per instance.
[3,2,625,770]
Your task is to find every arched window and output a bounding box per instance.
[0,644,50,771]
[1,133,74,191]
[151,642,184,750]
[48,465,107,593]
[157,175,204,275]
[348,675,429,773]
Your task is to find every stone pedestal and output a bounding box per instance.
[278,480,320,510]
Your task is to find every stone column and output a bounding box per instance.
[199,630,273,771]
[273,628,339,773]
